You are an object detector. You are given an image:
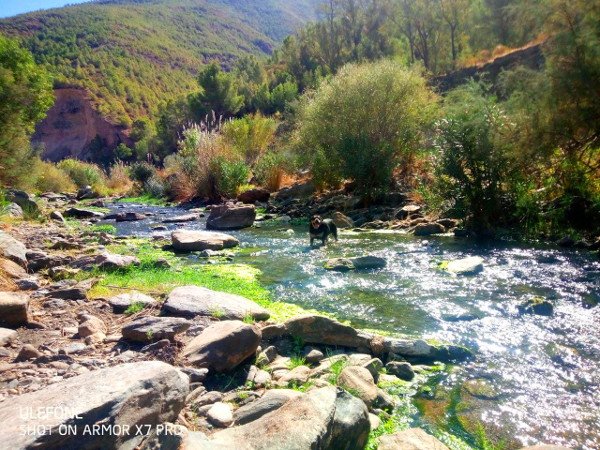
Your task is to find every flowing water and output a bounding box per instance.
[109,204,600,449]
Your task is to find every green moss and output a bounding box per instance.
[89,224,117,234]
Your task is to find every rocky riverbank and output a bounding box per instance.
[0,191,574,449]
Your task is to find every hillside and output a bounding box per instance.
[0,0,318,125]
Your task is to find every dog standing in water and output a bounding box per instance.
[309,215,338,246]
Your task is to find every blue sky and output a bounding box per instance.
[0,1,90,18]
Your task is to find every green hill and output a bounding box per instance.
[0,0,318,125]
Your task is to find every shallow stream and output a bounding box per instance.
[108,204,600,449]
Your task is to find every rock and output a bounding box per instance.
[122,316,191,342]
[26,250,71,272]
[206,402,234,427]
[303,346,325,364]
[518,297,554,316]
[378,428,449,450]
[324,258,355,272]
[384,338,472,363]
[78,314,107,339]
[324,256,387,272]
[0,327,17,345]
[50,210,65,222]
[437,218,459,228]
[63,207,104,219]
[206,203,256,230]
[557,236,575,248]
[162,213,198,223]
[5,190,39,215]
[396,204,422,219]
[50,238,82,250]
[386,361,415,381]
[108,291,156,312]
[171,230,239,252]
[363,358,384,382]
[6,202,23,217]
[71,252,140,271]
[181,320,261,372]
[48,281,90,300]
[238,188,270,204]
[15,344,42,361]
[0,231,28,267]
[0,361,188,448]
[234,389,303,425]
[518,446,571,450]
[337,366,378,407]
[413,222,446,236]
[163,285,269,321]
[446,256,484,275]
[196,387,368,450]
[278,365,311,385]
[15,278,40,290]
[76,185,96,200]
[332,212,354,228]
[284,315,373,349]
[115,212,147,222]
[0,257,27,279]
[0,291,29,327]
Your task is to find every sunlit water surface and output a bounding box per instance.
[109,204,600,449]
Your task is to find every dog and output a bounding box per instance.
[309,215,338,246]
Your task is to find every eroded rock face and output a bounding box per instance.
[33,88,132,162]
[0,361,188,449]
[206,204,256,230]
[171,230,239,252]
[181,320,261,372]
[163,285,270,321]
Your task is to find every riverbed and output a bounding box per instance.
[108,203,600,449]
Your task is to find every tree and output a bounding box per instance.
[189,62,243,121]
[0,35,53,186]
[295,60,438,198]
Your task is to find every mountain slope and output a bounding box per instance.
[0,0,318,125]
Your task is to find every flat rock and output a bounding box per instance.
[386,361,415,381]
[384,338,472,363]
[0,327,17,345]
[63,207,104,219]
[181,320,261,372]
[283,315,373,349]
[171,230,239,252]
[115,212,147,222]
[108,291,157,312]
[0,257,27,279]
[71,252,140,271]
[446,256,484,275]
[324,256,386,271]
[378,428,449,450]
[193,386,369,450]
[162,213,198,223]
[413,222,446,236]
[163,285,269,321]
[0,291,29,327]
[122,316,191,342]
[0,232,28,267]
[234,389,303,425]
[0,361,188,449]
[206,204,256,230]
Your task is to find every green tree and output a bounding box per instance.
[295,60,437,198]
[0,35,53,187]
[189,62,244,121]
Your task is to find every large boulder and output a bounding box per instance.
[163,286,270,321]
[171,230,239,252]
[378,428,449,450]
[0,232,28,267]
[0,257,27,279]
[446,256,484,275]
[0,291,29,327]
[238,188,270,204]
[233,389,303,425]
[5,189,39,215]
[324,256,386,272]
[331,212,354,229]
[383,338,472,363]
[115,212,147,222]
[413,222,446,236]
[283,315,373,349]
[181,320,261,372]
[193,387,369,450]
[337,366,378,407]
[71,253,140,271]
[206,204,256,230]
[0,361,189,449]
[122,316,191,343]
[6,203,23,218]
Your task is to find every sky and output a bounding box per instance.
[0,0,90,18]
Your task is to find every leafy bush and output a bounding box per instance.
[129,162,156,184]
[254,151,289,191]
[32,160,76,193]
[57,159,105,188]
[295,60,438,198]
[144,175,167,199]
[221,114,278,164]
[433,83,514,232]
[106,161,133,194]
[213,158,250,198]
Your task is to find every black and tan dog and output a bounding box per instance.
[309,215,338,246]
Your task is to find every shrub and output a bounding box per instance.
[221,114,278,164]
[212,158,250,198]
[433,83,515,232]
[253,151,288,191]
[144,175,167,199]
[32,160,76,193]
[128,162,156,184]
[295,60,438,198]
[106,161,133,194]
[57,159,105,188]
